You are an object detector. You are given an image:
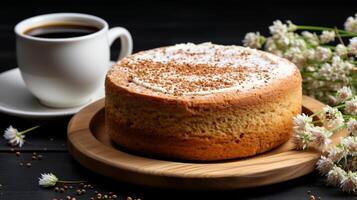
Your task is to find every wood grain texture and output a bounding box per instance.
[67,96,349,190]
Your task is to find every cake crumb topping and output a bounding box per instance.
[113,43,296,96]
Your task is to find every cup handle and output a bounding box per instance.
[108,27,133,61]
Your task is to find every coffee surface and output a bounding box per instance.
[24,23,99,38]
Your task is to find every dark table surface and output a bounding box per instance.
[0,1,356,199]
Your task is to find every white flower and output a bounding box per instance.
[320,106,345,130]
[293,113,313,133]
[335,44,348,57]
[3,126,25,147]
[269,20,288,35]
[242,32,266,48]
[344,14,357,33]
[287,20,297,31]
[327,166,346,186]
[274,33,290,48]
[292,130,311,150]
[284,47,305,65]
[347,119,357,136]
[316,156,334,174]
[303,49,316,60]
[319,30,335,44]
[336,87,353,103]
[327,146,345,162]
[309,126,332,151]
[302,31,319,46]
[345,97,357,115]
[340,136,357,151]
[348,37,357,55]
[314,46,332,62]
[38,173,58,187]
[340,171,357,193]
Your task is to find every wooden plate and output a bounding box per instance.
[67,96,348,190]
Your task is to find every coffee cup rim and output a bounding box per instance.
[15,13,109,42]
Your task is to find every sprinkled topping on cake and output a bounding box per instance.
[112,42,296,96]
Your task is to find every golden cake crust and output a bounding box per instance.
[105,43,302,161]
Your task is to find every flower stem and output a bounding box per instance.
[19,125,40,135]
[296,25,356,35]
[57,180,87,184]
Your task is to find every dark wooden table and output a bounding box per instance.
[0,1,356,199]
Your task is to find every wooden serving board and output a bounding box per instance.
[67,96,348,190]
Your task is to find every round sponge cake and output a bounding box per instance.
[105,43,302,161]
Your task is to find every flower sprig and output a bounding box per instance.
[242,15,357,103]
[3,125,39,147]
[38,173,86,187]
[316,136,357,194]
[293,87,357,151]
[293,87,357,194]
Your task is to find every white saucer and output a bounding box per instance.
[0,68,105,118]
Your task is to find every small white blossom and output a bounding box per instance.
[302,31,319,46]
[340,136,357,151]
[303,49,316,61]
[327,166,346,186]
[269,20,288,35]
[327,146,345,162]
[292,128,312,150]
[314,46,332,62]
[287,20,297,31]
[344,14,357,33]
[242,32,266,48]
[320,30,335,44]
[336,87,353,103]
[348,37,357,55]
[345,97,357,115]
[347,119,357,136]
[293,113,313,133]
[274,33,290,48]
[320,106,345,130]
[316,156,334,174]
[335,44,348,57]
[340,171,357,193]
[309,126,332,151]
[38,173,58,187]
[3,126,25,147]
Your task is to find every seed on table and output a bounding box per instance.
[54,187,59,192]
[103,194,108,199]
[69,185,73,189]
[31,155,37,160]
[10,148,15,152]
[63,185,68,189]
[127,197,133,200]
[94,190,98,194]
[66,196,71,200]
[15,151,21,156]
[81,189,86,193]
[112,195,117,199]
[19,162,23,166]
[96,193,102,198]
[90,198,95,200]
[37,154,43,160]
[71,198,76,200]
[60,188,65,193]
[26,163,31,168]
[76,189,82,195]
[32,152,37,156]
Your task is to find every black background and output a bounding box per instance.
[0,0,356,199]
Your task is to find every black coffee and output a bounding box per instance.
[24,23,100,38]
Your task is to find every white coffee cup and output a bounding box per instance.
[15,13,133,108]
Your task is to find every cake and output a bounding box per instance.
[105,43,302,161]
